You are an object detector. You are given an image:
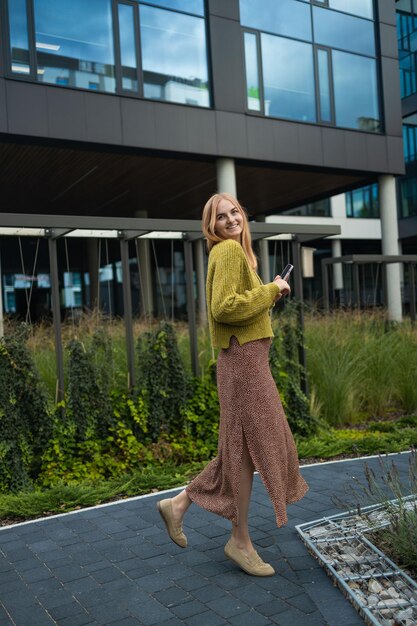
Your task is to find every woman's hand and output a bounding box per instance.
[273,275,291,301]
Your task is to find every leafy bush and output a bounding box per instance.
[136,322,191,440]
[0,325,51,491]
[271,301,319,437]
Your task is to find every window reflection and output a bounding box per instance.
[140,5,209,106]
[313,7,375,56]
[329,0,373,20]
[8,0,30,75]
[400,176,417,218]
[346,184,379,218]
[333,51,379,131]
[118,3,138,91]
[240,0,311,42]
[140,0,204,17]
[33,0,116,93]
[261,34,316,122]
[317,49,332,122]
[244,33,260,111]
[403,113,417,162]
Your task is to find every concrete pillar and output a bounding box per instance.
[195,239,207,324]
[135,210,154,318]
[332,239,344,290]
[87,239,99,310]
[379,175,403,321]
[216,158,237,196]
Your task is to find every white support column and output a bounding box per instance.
[216,158,237,196]
[195,239,207,324]
[331,239,344,290]
[379,175,403,321]
[135,210,154,318]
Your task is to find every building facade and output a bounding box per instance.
[0,0,406,319]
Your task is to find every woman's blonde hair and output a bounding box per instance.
[201,192,257,270]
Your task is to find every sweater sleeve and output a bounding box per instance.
[211,240,280,326]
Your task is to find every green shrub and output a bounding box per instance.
[0,325,51,491]
[136,321,191,440]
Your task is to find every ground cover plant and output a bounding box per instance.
[0,308,416,522]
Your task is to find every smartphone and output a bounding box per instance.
[280,264,294,281]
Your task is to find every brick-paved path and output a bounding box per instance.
[0,453,412,626]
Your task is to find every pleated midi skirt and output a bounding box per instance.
[186,336,308,527]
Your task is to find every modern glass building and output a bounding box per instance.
[0,0,406,318]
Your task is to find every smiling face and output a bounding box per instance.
[215,198,244,242]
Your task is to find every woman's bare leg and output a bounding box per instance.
[171,489,192,524]
[231,438,255,554]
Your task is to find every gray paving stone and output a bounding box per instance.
[50,564,87,583]
[184,611,227,626]
[231,583,273,606]
[286,592,318,614]
[256,598,291,617]
[176,573,209,592]
[229,610,272,626]
[84,600,131,624]
[206,594,249,618]
[191,583,228,603]
[128,598,173,625]
[57,611,94,626]
[153,585,192,607]
[170,598,208,619]
[91,566,121,584]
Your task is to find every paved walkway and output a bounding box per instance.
[0,453,412,626]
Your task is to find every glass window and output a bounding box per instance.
[282,199,331,217]
[8,0,30,75]
[400,176,417,218]
[317,48,332,122]
[333,51,379,131]
[313,7,375,56]
[403,113,417,162]
[118,3,138,91]
[139,5,209,106]
[33,0,116,92]
[329,0,374,20]
[346,184,379,218]
[239,0,312,42]
[261,34,316,122]
[244,33,260,111]
[139,0,204,17]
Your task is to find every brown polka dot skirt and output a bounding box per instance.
[186,336,309,527]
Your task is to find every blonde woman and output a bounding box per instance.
[157,192,308,576]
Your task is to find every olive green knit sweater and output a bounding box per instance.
[206,239,281,349]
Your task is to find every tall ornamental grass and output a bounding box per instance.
[305,311,417,425]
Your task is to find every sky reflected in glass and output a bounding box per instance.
[313,7,375,56]
[240,0,312,42]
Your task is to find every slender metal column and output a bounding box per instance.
[120,238,135,388]
[353,263,360,309]
[48,238,65,402]
[183,238,199,376]
[87,238,100,310]
[410,263,416,323]
[195,239,207,325]
[291,239,308,395]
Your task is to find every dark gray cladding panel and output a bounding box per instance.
[208,0,239,20]
[296,124,323,167]
[379,23,399,60]
[387,136,405,175]
[84,92,122,145]
[6,80,48,137]
[209,15,245,113]
[0,80,7,133]
[399,216,417,238]
[121,99,156,148]
[272,121,300,164]
[366,133,389,171]
[380,56,403,137]
[322,127,347,170]
[215,110,247,156]
[377,0,396,26]
[345,130,369,171]
[47,88,87,142]
[246,116,275,161]
[154,103,188,152]
[185,107,217,154]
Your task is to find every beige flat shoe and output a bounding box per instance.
[224,539,275,576]
[157,498,187,548]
